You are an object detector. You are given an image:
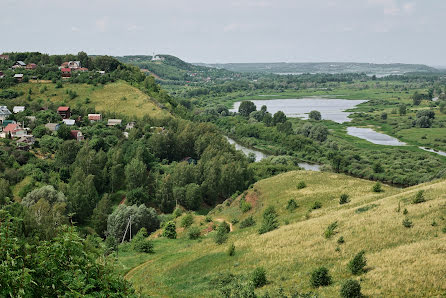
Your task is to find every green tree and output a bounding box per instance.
[348,251,367,275]
[258,206,279,234]
[57,124,72,140]
[238,101,257,117]
[309,110,322,120]
[0,178,12,205]
[399,104,407,115]
[162,221,177,239]
[125,158,147,190]
[91,194,112,238]
[272,111,287,125]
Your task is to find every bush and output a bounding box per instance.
[173,207,182,218]
[162,221,177,239]
[348,251,367,275]
[215,222,230,244]
[337,236,345,244]
[251,267,267,288]
[180,213,194,228]
[311,201,322,210]
[286,199,298,212]
[204,215,212,222]
[339,194,349,205]
[227,243,235,256]
[340,279,362,298]
[240,216,256,228]
[240,200,252,213]
[309,110,322,121]
[132,228,154,253]
[310,266,332,288]
[258,206,279,234]
[413,190,425,204]
[372,182,382,193]
[402,217,413,228]
[324,221,338,239]
[188,226,201,240]
[297,181,306,189]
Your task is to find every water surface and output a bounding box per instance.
[346,127,406,146]
[231,98,367,123]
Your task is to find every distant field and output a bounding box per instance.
[121,171,446,297]
[2,81,170,119]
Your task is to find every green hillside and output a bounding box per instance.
[121,171,446,297]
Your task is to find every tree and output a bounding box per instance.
[0,178,12,205]
[125,158,147,190]
[91,194,112,238]
[68,174,98,223]
[258,206,279,234]
[340,280,362,298]
[238,101,256,117]
[310,266,332,288]
[55,140,80,167]
[412,91,423,106]
[107,204,159,241]
[399,104,407,115]
[348,251,367,275]
[22,185,66,207]
[57,124,72,140]
[440,101,446,114]
[309,110,322,120]
[272,111,287,125]
[162,221,177,239]
[25,198,68,240]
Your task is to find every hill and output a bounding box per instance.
[196,62,438,76]
[121,170,446,297]
[3,80,170,119]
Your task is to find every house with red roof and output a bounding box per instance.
[88,114,102,122]
[61,68,71,78]
[70,130,84,142]
[3,123,26,138]
[0,55,9,60]
[57,106,71,119]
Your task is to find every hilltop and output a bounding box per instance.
[196,62,438,75]
[122,170,446,297]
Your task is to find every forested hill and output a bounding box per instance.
[115,55,237,82]
[195,62,438,75]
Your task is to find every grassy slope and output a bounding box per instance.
[122,171,446,297]
[4,81,170,119]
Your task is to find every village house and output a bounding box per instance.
[14,74,24,82]
[13,106,25,114]
[0,106,12,124]
[57,106,71,119]
[70,130,84,142]
[4,123,27,138]
[12,61,26,69]
[16,135,35,150]
[88,113,102,122]
[0,55,9,60]
[61,68,72,78]
[26,116,36,122]
[125,121,136,130]
[107,119,122,126]
[97,70,106,75]
[2,120,16,127]
[67,61,81,69]
[74,67,89,72]
[62,119,75,126]
[45,123,60,132]
[26,63,37,70]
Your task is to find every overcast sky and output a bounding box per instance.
[1,0,445,65]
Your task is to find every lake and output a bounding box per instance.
[225,136,321,171]
[231,98,367,123]
[346,127,406,146]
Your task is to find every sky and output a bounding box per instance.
[1,0,445,66]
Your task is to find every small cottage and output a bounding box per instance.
[70,130,84,142]
[63,119,75,126]
[107,119,122,126]
[0,106,11,124]
[88,114,102,122]
[13,74,24,82]
[13,106,25,114]
[12,61,26,69]
[26,63,37,70]
[57,106,71,119]
[45,123,60,132]
[61,68,72,78]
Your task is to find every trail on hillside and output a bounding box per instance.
[214,218,233,232]
[124,259,154,280]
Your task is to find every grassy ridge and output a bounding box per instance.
[122,171,446,297]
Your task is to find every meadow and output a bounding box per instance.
[121,171,446,297]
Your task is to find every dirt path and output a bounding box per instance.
[124,259,153,280]
[214,218,233,232]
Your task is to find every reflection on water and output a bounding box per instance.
[231,98,367,123]
[225,136,321,171]
[347,127,406,146]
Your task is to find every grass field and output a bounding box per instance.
[3,81,170,119]
[120,171,446,297]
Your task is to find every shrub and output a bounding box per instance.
[162,221,177,239]
[286,199,298,212]
[372,182,382,193]
[252,267,267,288]
[348,251,367,275]
[337,236,345,244]
[309,110,322,121]
[180,213,194,228]
[240,200,252,213]
[227,243,235,256]
[204,215,212,222]
[324,221,338,239]
[258,206,279,234]
[442,226,446,234]
[311,201,322,210]
[297,181,306,189]
[310,266,332,288]
[188,226,201,240]
[402,217,413,228]
[173,207,182,218]
[215,222,230,244]
[240,216,256,228]
[403,208,408,215]
[340,279,362,298]
[413,190,425,204]
[132,228,154,253]
[339,194,349,205]
[231,218,239,225]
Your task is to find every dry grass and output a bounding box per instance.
[123,171,446,297]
